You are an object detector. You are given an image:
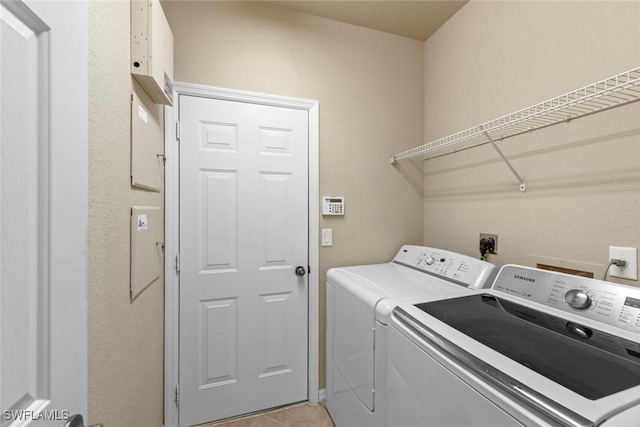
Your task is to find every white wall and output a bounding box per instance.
[422,1,640,284]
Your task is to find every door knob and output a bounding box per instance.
[295,266,306,277]
[64,414,85,427]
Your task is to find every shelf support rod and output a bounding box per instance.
[483,131,526,192]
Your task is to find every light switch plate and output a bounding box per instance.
[322,229,332,247]
[608,246,637,280]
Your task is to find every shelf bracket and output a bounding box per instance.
[483,131,526,192]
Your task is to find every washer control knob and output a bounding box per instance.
[564,289,591,309]
[425,256,436,265]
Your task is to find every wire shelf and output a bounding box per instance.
[391,67,640,163]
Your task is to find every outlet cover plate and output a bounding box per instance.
[480,233,498,254]
[608,246,637,280]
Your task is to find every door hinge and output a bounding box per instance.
[175,252,180,273]
[308,265,311,274]
[175,384,180,406]
[176,121,180,141]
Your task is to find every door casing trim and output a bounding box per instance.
[164,83,320,427]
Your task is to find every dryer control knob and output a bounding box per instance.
[425,256,436,265]
[564,289,592,309]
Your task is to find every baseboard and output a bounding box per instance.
[318,388,327,404]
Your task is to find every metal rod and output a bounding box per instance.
[483,131,526,192]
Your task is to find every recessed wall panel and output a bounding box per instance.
[200,298,238,387]
[201,169,237,273]
[130,206,162,300]
[260,173,291,269]
[131,84,163,191]
[259,293,291,377]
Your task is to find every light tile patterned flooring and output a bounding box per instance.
[200,403,335,427]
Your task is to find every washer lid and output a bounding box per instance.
[415,293,640,400]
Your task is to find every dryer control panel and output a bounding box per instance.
[493,265,640,334]
[393,245,497,289]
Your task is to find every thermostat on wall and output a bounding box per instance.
[322,196,344,216]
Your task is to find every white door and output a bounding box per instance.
[178,95,309,426]
[0,1,87,426]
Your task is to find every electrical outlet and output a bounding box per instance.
[608,246,637,280]
[479,233,498,255]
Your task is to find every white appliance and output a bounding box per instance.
[388,265,640,427]
[326,245,498,427]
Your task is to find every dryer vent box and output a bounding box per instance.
[131,0,174,105]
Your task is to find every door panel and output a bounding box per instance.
[200,298,238,387]
[201,169,238,272]
[179,96,308,426]
[260,292,292,376]
[260,172,292,267]
[1,1,47,416]
[0,0,87,425]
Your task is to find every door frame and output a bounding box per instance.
[164,83,320,427]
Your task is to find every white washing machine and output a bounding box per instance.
[325,245,498,427]
[388,265,640,427]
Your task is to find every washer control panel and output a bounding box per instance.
[493,265,640,333]
[393,245,497,289]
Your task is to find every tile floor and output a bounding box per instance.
[200,403,335,427]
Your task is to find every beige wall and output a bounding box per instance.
[162,1,425,390]
[85,0,640,425]
[88,2,165,426]
[422,1,640,285]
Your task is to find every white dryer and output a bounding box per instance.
[325,245,497,427]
